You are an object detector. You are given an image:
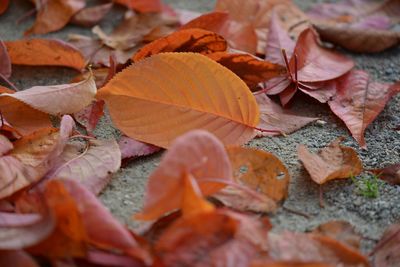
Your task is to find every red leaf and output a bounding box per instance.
[0,40,11,79]
[0,250,39,267]
[114,0,163,13]
[119,135,161,161]
[0,0,9,15]
[328,70,400,148]
[74,100,105,134]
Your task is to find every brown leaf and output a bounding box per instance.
[312,220,361,249]
[268,232,369,266]
[5,39,86,71]
[135,130,231,220]
[25,0,85,35]
[328,70,400,148]
[71,3,113,27]
[370,163,400,185]
[252,262,331,267]
[0,250,40,267]
[0,0,10,15]
[113,0,163,13]
[297,138,363,185]
[207,52,285,90]
[256,94,317,136]
[373,223,400,267]
[314,23,400,53]
[132,28,227,62]
[0,40,11,79]
[214,146,290,214]
[154,211,258,267]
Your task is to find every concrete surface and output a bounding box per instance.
[1,0,399,252]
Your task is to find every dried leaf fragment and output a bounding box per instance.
[97,53,259,148]
[298,138,363,185]
[370,163,400,185]
[312,220,361,249]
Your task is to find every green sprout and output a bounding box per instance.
[350,173,382,198]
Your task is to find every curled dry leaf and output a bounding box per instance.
[0,40,11,79]
[132,28,227,62]
[135,130,231,220]
[0,116,74,199]
[119,135,161,161]
[73,100,105,134]
[0,211,54,250]
[312,220,361,249]
[370,163,400,185]
[0,250,39,267]
[113,0,163,13]
[154,211,258,267]
[297,138,363,185]
[5,39,86,71]
[256,94,317,136]
[0,73,96,116]
[373,223,400,267]
[314,23,400,53]
[214,147,289,213]
[0,0,10,15]
[207,52,285,90]
[25,0,85,35]
[328,70,400,148]
[215,0,308,53]
[71,3,113,27]
[267,232,369,266]
[46,139,121,195]
[97,53,259,148]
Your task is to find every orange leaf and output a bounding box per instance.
[98,53,259,148]
[135,130,231,220]
[113,0,162,13]
[214,146,289,213]
[180,11,229,33]
[5,39,86,71]
[25,0,85,35]
[207,52,285,90]
[28,180,87,258]
[132,29,227,62]
[297,138,363,185]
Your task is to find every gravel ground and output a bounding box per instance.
[1,0,399,252]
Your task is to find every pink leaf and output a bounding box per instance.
[119,135,161,160]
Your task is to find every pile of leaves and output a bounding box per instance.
[0,0,400,266]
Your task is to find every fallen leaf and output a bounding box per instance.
[328,70,400,148]
[85,250,146,267]
[71,3,113,27]
[0,0,10,15]
[0,116,75,199]
[264,10,295,65]
[313,23,400,53]
[0,250,39,267]
[0,73,96,116]
[252,262,331,267]
[154,211,258,267]
[0,134,13,155]
[97,53,259,148]
[214,0,308,53]
[267,232,369,266]
[312,221,361,249]
[46,139,121,195]
[114,0,163,13]
[180,11,229,33]
[370,163,400,185]
[256,94,317,136]
[25,0,86,35]
[119,135,161,160]
[214,146,289,213]
[61,179,149,262]
[0,211,54,249]
[297,137,363,185]
[0,40,11,79]
[373,223,400,267]
[135,130,231,220]
[132,29,227,62]
[73,100,105,133]
[207,52,285,90]
[5,39,86,71]
[271,28,354,106]
[28,180,87,258]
